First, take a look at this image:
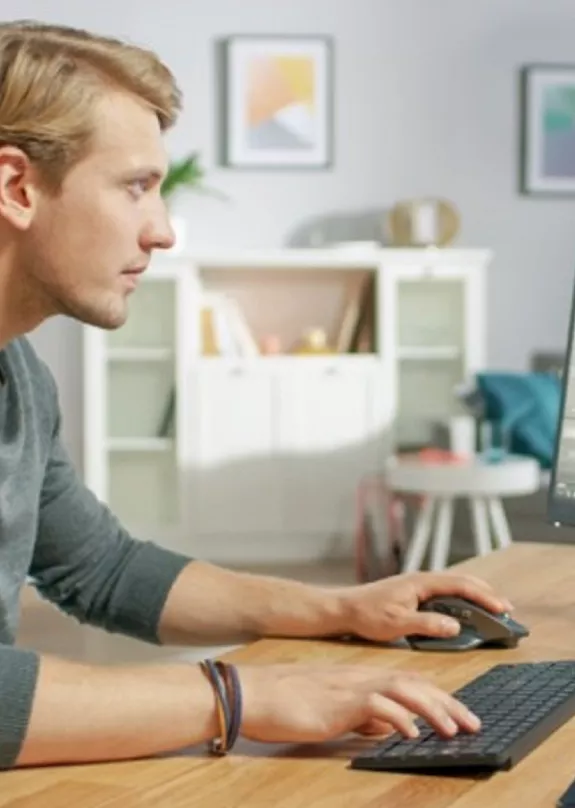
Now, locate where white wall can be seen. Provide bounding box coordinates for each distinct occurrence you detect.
[8,0,575,467]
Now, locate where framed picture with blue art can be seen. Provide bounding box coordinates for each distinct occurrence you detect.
[520,64,575,195]
[221,35,333,169]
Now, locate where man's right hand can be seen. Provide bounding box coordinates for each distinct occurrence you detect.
[237,664,480,744]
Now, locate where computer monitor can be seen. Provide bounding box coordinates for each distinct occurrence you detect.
[548,287,575,526]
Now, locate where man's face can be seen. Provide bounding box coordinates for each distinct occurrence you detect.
[22,91,174,329]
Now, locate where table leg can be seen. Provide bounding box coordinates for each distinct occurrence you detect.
[469,497,491,556]
[487,497,513,549]
[402,496,435,573]
[430,498,454,571]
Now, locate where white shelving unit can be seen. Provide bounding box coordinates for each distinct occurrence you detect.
[83,247,490,563]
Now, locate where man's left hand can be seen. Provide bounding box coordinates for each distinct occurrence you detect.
[337,572,513,643]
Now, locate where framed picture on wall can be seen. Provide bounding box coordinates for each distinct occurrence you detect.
[220,35,333,169]
[520,64,575,195]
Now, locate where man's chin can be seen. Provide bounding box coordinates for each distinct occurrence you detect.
[97,306,129,331]
[61,297,129,331]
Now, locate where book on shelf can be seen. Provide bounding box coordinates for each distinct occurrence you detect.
[335,293,362,353]
[335,273,376,353]
[200,292,259,357]
[157,387,175,438]
[352,273,376,353]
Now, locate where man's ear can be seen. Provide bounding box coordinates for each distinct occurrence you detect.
[0,146,39,231]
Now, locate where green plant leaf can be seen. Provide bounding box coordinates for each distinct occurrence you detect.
[161,153,203,197]
[160,152,227,201]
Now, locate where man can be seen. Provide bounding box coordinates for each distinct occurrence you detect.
[0,20,511,769]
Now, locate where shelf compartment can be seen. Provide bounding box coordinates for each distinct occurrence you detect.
[398,279,464,348]
[107,362,174,440]
[106,280,176,350]
[198,266,378,356]
[108,450,179,527]
[397,357,466,446]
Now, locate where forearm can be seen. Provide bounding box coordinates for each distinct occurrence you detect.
[158,560,350,645]
[17,655,217,768]
[33,423,190,644]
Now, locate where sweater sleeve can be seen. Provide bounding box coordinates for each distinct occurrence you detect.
[29,393,192,643]
[0,646,39,768]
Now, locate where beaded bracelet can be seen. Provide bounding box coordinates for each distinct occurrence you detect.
[199,659,243,755]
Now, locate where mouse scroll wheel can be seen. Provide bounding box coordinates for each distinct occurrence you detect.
[434,604,470,621]
[433,604,457,617]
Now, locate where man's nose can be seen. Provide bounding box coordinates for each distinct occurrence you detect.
[143,208,176,251]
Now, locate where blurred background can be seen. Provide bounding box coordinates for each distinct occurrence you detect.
[15,0,575,469]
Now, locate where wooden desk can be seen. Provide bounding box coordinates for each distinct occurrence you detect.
[4,542,575,807]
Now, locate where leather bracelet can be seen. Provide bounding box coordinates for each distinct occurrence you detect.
[215,661,243,751]
[199,659,231,755]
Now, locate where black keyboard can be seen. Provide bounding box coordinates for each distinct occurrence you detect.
[351,661,575,773]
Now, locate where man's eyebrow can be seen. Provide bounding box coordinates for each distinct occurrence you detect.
[123,167,166,182]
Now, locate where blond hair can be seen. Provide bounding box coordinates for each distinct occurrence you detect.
[0,20,182,188]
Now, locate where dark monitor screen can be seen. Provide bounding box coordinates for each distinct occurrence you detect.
[549,287,575,525]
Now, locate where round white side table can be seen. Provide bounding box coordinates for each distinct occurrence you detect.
[385,454,541,573]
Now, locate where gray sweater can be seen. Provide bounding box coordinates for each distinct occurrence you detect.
[0,337,191,768]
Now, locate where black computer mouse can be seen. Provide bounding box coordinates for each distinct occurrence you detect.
[405,595,530,651]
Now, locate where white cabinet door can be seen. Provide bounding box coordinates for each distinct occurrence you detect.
[278,360,389,535]
[188,364,281,534]
[392,269,482,448]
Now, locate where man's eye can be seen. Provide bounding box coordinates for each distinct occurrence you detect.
[127,179,148,197]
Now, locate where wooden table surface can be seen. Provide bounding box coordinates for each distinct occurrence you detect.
[4,542,575,807]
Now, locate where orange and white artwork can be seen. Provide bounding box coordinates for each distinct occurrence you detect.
[224,37,332,168]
